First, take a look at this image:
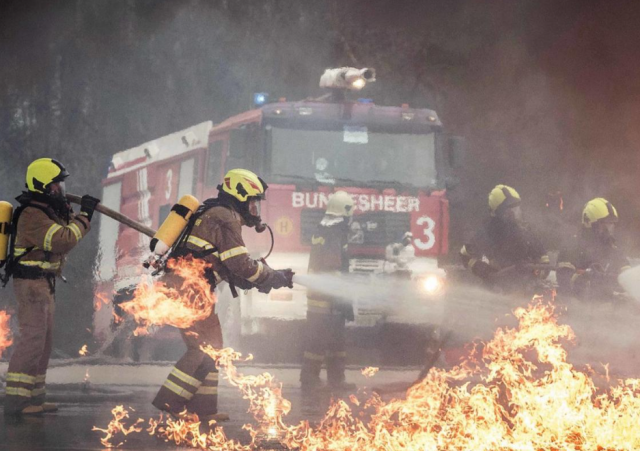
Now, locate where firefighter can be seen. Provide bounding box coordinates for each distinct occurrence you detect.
[384,231,415,278]
[556,198,630,300]
[299,190,356,391]
[3,158,99,416]
[459,185,550,294]
[151,169,294,424]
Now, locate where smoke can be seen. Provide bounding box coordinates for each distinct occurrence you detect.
[294,272,640,377]
[294,273,529,342]
[618,266,640,301]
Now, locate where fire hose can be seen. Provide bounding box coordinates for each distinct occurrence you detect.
[66,193,155,238]
[66,193,277,267]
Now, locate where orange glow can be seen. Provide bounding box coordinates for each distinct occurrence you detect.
[201,346,292,448]
[95,298,640,450]
[118,256,217,335]
[92,405,144,448]
[361,366,379,378]
[0,310,12,356]
[94,291,110,312]
[148,410,247,450]
[79,344,88,356]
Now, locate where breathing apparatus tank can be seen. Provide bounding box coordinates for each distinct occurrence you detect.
[0,201,13,268]
[150,195,200,257]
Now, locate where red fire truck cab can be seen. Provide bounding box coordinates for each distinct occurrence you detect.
[96,79,462,360]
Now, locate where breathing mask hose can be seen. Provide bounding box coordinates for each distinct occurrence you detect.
[255,223,275,261]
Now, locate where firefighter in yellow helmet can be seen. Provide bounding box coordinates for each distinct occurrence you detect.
[300,190,356,392]
[556,198,630,300]
[459,185,550,294]
[3,158,99,416]
[152,169,294,423]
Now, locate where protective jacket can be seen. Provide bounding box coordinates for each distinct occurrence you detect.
[4,193,90,415]
[306,218,352,318]
[460,217,549,286]
[177,203,277,290]
[556,232,630,300]
[8,193,90,280]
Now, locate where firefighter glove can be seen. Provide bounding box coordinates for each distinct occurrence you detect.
[272,268,295,289]
[258,268,295,293]
[80,194,101,221]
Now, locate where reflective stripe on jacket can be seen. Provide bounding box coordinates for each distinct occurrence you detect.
[14,201,90,276]
[182,204,273,287]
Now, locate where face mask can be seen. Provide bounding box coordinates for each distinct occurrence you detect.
[596,222,616,246]
[243,198,263,229]
[58,181,67,198]
[48,181,67,201]
[248,198,261,218]
[499,205,524,225]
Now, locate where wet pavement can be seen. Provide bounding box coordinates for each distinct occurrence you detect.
[0,363,420,450]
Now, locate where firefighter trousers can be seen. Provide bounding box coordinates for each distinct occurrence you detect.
[4,277,55,415]
[152,308,223,418]
[300,310,346,385]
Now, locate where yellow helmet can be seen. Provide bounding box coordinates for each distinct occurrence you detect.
[326,191,354,217]
[26,158,69,193]
[488,184,521,216]
[582,197,618,228]
[220,169,267,202]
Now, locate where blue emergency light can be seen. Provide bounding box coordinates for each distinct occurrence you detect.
[254,92,269,107]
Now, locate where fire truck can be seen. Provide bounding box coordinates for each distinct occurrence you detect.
[95,68,463,362]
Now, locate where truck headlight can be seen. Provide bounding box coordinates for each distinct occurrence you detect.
[419,274,444,295]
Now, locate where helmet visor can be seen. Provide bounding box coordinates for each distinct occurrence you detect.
[49,181,67,199]
[248,197,262,219]
[499,204,522,223]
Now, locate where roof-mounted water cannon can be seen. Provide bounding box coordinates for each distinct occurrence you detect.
[320,67,376,92]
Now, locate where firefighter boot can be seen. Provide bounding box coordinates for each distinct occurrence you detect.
[327,351,355,391]
[40,402,59,413]
[196,413,230,435]
[20,405,44,416]
[300,350,326,391]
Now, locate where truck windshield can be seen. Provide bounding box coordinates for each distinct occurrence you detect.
[269,127,437,188]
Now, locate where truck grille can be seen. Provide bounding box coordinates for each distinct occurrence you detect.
[349,258,385,274]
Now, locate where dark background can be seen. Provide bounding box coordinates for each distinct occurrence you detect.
[1,0,639,355]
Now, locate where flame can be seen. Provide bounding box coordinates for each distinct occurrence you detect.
[147,410,247,450]
[200,346,292,448]
[79,344,88,356]
[94,298,640,450]
[118,256,217,335]
[361,366,379,378]
[94,291,111,312]
[0,310,12,356]
[84,368,90,383]
[92,405,144,448]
